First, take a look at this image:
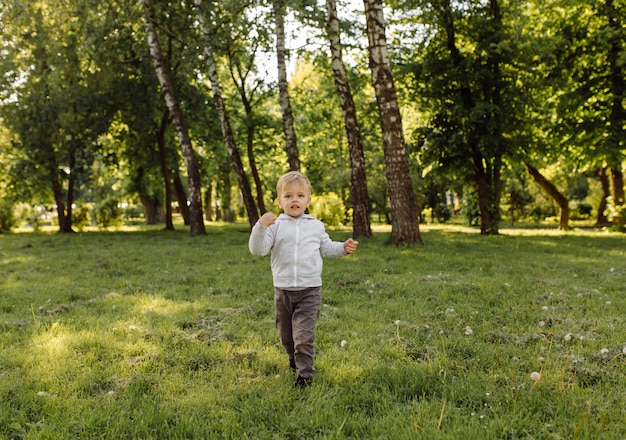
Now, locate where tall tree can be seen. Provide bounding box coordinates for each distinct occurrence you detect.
[325,0,372,239]
[273,0,301,171]
[193,0,259,228]
[403,0,519,234]
[139,0,206,236]
[0,1,118,232]
[363,0,421,244]
[540,0,625,228]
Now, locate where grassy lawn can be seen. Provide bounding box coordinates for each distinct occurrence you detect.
[1,222,625,439]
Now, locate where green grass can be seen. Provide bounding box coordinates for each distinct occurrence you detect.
[1,223,625,439]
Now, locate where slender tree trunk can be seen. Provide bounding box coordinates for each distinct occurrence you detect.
[524,161,569,230]
[194,0,259,228]
[205,182,214,221]
[140,0,206,236]
[326,0,371,239]
[156,111,174,230]
[363,0,421,245]
[172,171,190,225]
[227,54,267,215]
[596,166,610,226]
[52,176,72,233]
[272,0,300,171]
[47,146,73,233]
[247,124,267,215]
[65,148,76,231]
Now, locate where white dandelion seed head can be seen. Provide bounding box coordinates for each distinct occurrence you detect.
[394,320,401,325]
[129,325,137,331]
[542,306,549,311]
[530,372,541,382]
[37,391,49,397]
[538,321,545,327]
[622,346,626,355]
[600,348,609,356]
[464,326,473,335]
[605,301,611,305]
[564,333,573,342]
[340,340,348,347]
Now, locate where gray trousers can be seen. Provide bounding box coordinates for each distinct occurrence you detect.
[274,286,321,379]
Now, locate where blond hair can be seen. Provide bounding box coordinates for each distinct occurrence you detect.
[276,171,312,196]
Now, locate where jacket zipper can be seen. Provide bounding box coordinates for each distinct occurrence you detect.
[293,218,300,286]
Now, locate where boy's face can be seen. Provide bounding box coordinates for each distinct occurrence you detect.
[277,183,311,217]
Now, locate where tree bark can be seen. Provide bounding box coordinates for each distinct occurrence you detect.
[140,0,206,236]
[524,161,569,230]
[596,166,610,226]
[363,0,421,245]
[194,0,259,228]
[326,0,372,239]
[272,0,300,172]
[156,110,174,230]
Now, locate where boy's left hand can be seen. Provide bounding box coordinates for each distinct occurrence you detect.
[344,238,359,254]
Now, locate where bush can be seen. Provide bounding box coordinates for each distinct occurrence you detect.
[72,204,92,231]
[309,192,345,227]
[433,203,452,223]
[95,199,124,228]
[0,199,16,232]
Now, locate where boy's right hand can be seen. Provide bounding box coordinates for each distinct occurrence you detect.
[259,212,277,227]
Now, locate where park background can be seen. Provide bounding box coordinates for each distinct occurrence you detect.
[0,0,624,239]
[1,1,625,438]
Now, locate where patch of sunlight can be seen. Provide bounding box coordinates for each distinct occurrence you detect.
[326,362,366,385]
[131,294,191,318]
[0,254,35,266]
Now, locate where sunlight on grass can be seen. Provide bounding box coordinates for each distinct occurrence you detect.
[1,225,625,438]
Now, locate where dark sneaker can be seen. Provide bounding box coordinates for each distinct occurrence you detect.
[289,359,296,372]
[294,376,312,388]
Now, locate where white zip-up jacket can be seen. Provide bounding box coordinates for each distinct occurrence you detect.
[248,213,347,289]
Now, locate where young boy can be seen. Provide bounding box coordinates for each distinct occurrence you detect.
[248,171,358,388]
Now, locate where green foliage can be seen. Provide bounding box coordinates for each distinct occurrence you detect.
[72,204,92,232]
[0,199,16,232]
[94,199,124,229]
[1,224,625,438]
[433,203,452,223]
[309,192,346,227]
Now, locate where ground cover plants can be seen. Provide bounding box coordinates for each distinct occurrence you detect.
[1,223,625,439]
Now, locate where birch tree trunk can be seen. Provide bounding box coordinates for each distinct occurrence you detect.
[363,0,421,244]
[325,0,371,238]
[273,0,300,172]
[194,0,259,228]
[140,0,206,236]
